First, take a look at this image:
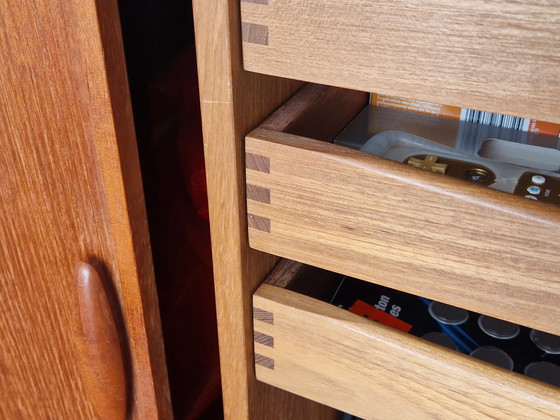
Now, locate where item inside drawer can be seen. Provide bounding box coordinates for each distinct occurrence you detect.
[335,103,560,206]
[329,274,560,388]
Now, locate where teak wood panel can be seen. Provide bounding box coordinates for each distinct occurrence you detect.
[0,0,170,418]
[246,128,560,336]
[76,263,127,420]
[193,0,339,418]
[91,1,172,417]
[241,0,560,124]
[253,283,560,420]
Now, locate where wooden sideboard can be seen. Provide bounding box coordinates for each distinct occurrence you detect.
[193,0,560,419]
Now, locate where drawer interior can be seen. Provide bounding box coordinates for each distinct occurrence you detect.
[253,260,560,419]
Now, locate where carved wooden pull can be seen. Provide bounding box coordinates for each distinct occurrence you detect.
[76,262,127,420]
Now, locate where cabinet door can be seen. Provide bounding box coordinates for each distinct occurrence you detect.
[0,1,171,418]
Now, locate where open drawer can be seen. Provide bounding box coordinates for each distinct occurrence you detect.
[245,84,560,336]
[253,260,560,419]
[240,0,560,123]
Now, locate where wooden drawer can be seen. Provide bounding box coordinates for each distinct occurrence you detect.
[240,0,560,124]
[253,260,560,419]
[245,84,560,336]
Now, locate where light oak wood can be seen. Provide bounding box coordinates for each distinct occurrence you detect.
[193,0,338,418]
[76,263,127,420]
[254,281,560,420]
[262,84,368,139]
[246,124,560,336]
[265,259,345,302]
[197,0,560,418]
[262,258,307,288]
[241,0,560,124]
[0,0,171,418]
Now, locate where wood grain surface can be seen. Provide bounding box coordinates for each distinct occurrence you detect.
[193,0,338,418]
[262,259,306,288]
[76,263,127,420]
[0,0,171,418]
[241,0,560,124]
[254,283,560,420]
[246,127,560,336]
[263,259,343,303]
[261,84,368,139]
[84,0,172,417]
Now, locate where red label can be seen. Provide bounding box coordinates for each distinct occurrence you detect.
[349,300,412,333]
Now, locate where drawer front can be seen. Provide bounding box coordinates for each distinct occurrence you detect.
[240,0,560,124]
[254,284,560,420]
[245,128,560,335]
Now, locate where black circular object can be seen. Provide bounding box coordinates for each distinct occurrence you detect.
[530,330,560,354]
[524,362,560,387]
[428,301,469,325]
[478,315,520,340]
[470,346,514,370]
[465,168,491,183]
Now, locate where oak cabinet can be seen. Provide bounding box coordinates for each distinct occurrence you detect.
[193,0,560,419]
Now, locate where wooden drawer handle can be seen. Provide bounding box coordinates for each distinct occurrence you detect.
[76,262,127,420]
